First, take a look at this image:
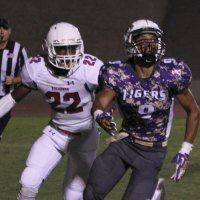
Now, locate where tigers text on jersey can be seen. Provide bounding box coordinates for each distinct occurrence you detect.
[21,54,103,132]
[0,40,28,96]
[100,58,192,142]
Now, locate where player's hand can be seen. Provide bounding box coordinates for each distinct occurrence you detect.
[95,111,117,135]
[171,153,189,182]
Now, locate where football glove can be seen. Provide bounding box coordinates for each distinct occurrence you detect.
[171,153,189,182]
[171,141,193,183]
[94,110,117,135]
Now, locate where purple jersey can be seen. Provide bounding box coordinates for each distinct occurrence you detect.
[99,58,192,142]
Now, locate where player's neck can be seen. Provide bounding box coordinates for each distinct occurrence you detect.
[135,64,155,79]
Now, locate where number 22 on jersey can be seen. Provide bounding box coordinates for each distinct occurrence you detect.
[46,91,83,114]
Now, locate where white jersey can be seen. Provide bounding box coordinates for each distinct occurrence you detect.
[21,54,103,132]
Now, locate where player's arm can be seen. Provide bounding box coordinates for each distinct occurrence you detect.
[171,88,200,182]
[12,84,32,102]
[92,87,116,112]
[92,87,117,134]
[176,88,200,143]
[0,84,31,118]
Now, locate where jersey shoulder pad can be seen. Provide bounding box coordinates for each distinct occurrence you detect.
[79,53,103,68]
[99,60,124,91]
[25,55,45,74]
[73,54,103,87]
[161,58,192,93]
[161,57,191,76]
[21,55,45,89]
[101,60,123,74]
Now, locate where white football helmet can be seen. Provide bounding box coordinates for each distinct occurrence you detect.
[124,19,165,65]
[45,22,84,70]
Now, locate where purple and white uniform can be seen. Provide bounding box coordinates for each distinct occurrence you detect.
[100,58,192,142]
[84,58,192,200]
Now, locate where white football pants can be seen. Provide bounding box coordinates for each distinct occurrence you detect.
[17,124,99,200]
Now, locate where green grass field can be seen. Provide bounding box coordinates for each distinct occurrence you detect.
[0,117,199,200]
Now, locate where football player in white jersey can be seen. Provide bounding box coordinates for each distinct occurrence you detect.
[0,22,103,200]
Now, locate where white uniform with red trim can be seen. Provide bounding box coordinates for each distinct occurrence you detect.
[18,54,103,200]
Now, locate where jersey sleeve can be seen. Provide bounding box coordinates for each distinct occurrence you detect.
[80,54,104,90]
[167,59,192,94]
[99,61,122,93]
[20,56,41,90]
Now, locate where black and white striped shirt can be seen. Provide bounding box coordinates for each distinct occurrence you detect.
[0,40,28,96]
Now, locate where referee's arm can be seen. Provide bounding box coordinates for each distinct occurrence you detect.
[5,46,28,86]
[4,75,21,85]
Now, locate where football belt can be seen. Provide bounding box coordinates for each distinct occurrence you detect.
[106,132,168,148]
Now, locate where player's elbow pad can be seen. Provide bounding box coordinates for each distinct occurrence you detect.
[0,94,16,117]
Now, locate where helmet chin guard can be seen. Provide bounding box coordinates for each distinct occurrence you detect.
[135,53,157,67]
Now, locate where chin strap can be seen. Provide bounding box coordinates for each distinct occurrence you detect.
[134,54,157,67]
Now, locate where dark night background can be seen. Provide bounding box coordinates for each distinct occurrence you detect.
[1,0,199,104]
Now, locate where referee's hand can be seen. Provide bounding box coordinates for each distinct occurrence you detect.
[4,76,14,85]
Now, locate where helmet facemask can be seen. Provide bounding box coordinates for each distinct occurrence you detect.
[124,20,166,67]
[44,22,84,77]
[48,41,83,70]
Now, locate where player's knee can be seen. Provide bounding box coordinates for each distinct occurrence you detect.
[20,167,43,189]
[64,176,85,200]
[17,186,38,200]
[83,184,102,200]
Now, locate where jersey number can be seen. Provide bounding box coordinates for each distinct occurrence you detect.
[138,104,154,119]
[46,91,83,114]
[83,55,97,66]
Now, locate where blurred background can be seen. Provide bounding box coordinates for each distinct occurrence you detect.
[1,0,199,114]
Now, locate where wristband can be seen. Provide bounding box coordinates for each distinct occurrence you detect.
[179,141,193,155]
[93,109,103,120]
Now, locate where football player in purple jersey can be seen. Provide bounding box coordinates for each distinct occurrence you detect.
[0,22,104,200]
[83,19,200,200]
